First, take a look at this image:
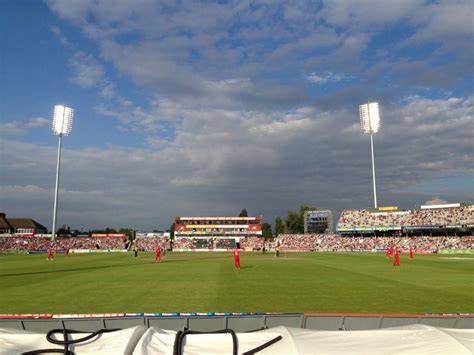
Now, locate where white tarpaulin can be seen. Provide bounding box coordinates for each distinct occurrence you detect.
[133,325,474,354]
[0,324,472,354]
[0,325,146,354]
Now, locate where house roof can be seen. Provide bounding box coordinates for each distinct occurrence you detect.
[0,215,12,229]
[7,218,48,231]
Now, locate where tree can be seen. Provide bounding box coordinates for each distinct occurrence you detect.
[285,211,302,233]
[261,222,273,239]
[239,209,248,217]
[282,205,318,234]
[299,205,318,217]
[119,228,132,235]
[275,217,286,236]
[56,227,71,237]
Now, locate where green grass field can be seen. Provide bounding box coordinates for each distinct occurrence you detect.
[1,251,473,314]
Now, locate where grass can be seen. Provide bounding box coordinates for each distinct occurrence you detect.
[0,251,473,314]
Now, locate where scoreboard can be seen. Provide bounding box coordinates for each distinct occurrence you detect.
[304,210,333,234]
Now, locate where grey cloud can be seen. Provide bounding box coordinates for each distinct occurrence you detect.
[2,95,472,230]
[318,0,424,29]
[409,1,473,40]
[15,1,471,229]
[50,0,471,109]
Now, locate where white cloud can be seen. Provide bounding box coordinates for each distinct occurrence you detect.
[306,71,354,84]
[409,1,473,41]
[2,95,473,229]
[69,51,104,88]
[100,82,116,98]
[4,1,469,229]
[0,118,50,136]
[424,197,449,205]
[0,122,24,135]
[27,117,49,128]
[50,25,73,48]
[318,0,424,28]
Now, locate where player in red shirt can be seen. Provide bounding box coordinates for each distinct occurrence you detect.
[393,247,400,267]
[47,246,54,260]
[409,246,414,260]
[233,248,240,269]
[155,246,162,263]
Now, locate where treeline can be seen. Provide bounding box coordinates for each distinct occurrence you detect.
[266,205,317,239]
[56,227,136,239]
[57,206,315,240]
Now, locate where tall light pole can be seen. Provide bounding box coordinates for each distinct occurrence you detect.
[359,102,381,209]
[51,105,74,241]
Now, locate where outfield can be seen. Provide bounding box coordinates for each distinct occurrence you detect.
[0,252,473,314]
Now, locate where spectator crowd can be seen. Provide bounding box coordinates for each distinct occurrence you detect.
[337,206,473,230]
[133,237,170,251]
[1,235,471,254]
[276,234,473,252]
[0,236,126,253]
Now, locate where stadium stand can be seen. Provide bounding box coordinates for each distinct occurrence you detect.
[338,209,409,230]
[1,235,470,254]
[408,206,472,227]
[240,236,263,250]
[215,238,236,249]
[337,204,474,234]
[172,238,194,250]
[275,234,472,252]
[0,236,126,252]
[133,237,170,251]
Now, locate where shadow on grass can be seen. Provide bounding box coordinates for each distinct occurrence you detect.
[0,254,234,277]
[159,255,230,263]
[0,260,156,277]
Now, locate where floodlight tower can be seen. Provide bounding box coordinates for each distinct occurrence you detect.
[359,102,381,209]
[51,105,74,241]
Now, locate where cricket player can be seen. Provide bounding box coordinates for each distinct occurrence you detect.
[47,246,54,260]
[233,248,240,269]
[393,247,400,267]
[155,246,162,262]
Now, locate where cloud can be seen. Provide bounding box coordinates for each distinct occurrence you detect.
[4,93,473,230]
[317,0,424,29]
[50,25,73,48]
[4,1,469,230]
[0,118,50,136]
[306,71,354,84]
[424,198,449,206]
[69,51,104,88]
[26,117,49,128]
[0,122,25,135]
[408,1,473,41]
[100,82,116,98]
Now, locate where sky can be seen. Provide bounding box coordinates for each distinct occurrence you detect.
[0,0,473,231]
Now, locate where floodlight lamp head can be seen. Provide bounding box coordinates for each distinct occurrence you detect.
[52,105,74,136]
[359,102,380,134]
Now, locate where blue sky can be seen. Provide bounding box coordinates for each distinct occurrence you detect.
[1,0,473,231]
